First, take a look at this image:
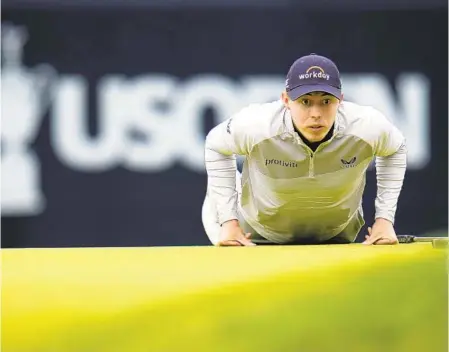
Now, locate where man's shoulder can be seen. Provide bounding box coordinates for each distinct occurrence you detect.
[339,101,396,132]
[229,100,287,139]
[339,101,403,146]
[339,101,385,121]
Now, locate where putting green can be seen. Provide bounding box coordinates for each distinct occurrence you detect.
[1,244,448,351]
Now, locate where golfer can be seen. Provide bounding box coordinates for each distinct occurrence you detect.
[202,53,407,246]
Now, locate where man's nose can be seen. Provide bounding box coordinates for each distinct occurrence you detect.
[309,105,322,119]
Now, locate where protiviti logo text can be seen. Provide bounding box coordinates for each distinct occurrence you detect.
[265,159,298,167]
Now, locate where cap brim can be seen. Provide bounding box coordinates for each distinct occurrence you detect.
[287,84,342,100]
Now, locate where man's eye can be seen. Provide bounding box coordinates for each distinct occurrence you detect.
[301,99,310,106]
[323,99,331,105]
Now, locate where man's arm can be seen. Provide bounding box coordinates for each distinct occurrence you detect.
[374,144,407,224]
[373,111,407,224]
[363,109,407,245]
[204,105,258,226]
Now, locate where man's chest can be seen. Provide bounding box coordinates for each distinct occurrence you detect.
[248,136,374,179]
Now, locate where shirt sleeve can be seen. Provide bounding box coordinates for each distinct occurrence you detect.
[374,144,407,223]
[204,105,260,225]
[372,109,405,157]
[371,109,407,224]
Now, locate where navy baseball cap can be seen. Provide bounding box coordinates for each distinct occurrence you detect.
[285,53,342,100]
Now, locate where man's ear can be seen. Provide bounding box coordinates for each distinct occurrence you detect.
[281,90,290,109]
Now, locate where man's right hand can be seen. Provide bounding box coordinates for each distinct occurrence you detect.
[217,220,256,246]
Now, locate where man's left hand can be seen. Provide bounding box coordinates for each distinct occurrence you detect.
[363,218,398,245]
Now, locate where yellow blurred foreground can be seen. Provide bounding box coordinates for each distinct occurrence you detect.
[1,244,448,352]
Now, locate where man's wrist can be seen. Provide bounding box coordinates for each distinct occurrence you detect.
[374,217,394,225]
[221,219,240,228]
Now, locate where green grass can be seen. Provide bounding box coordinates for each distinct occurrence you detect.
[2,244,448,352]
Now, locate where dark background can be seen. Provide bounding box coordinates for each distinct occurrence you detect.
[1,0,447,247]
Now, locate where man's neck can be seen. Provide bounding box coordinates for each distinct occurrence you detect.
[294,124,335,152]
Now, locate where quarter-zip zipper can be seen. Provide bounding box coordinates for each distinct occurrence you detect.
[298,134,338,178]
[306,147,314,177]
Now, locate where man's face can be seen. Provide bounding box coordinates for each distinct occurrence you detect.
[282,91,341,142]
